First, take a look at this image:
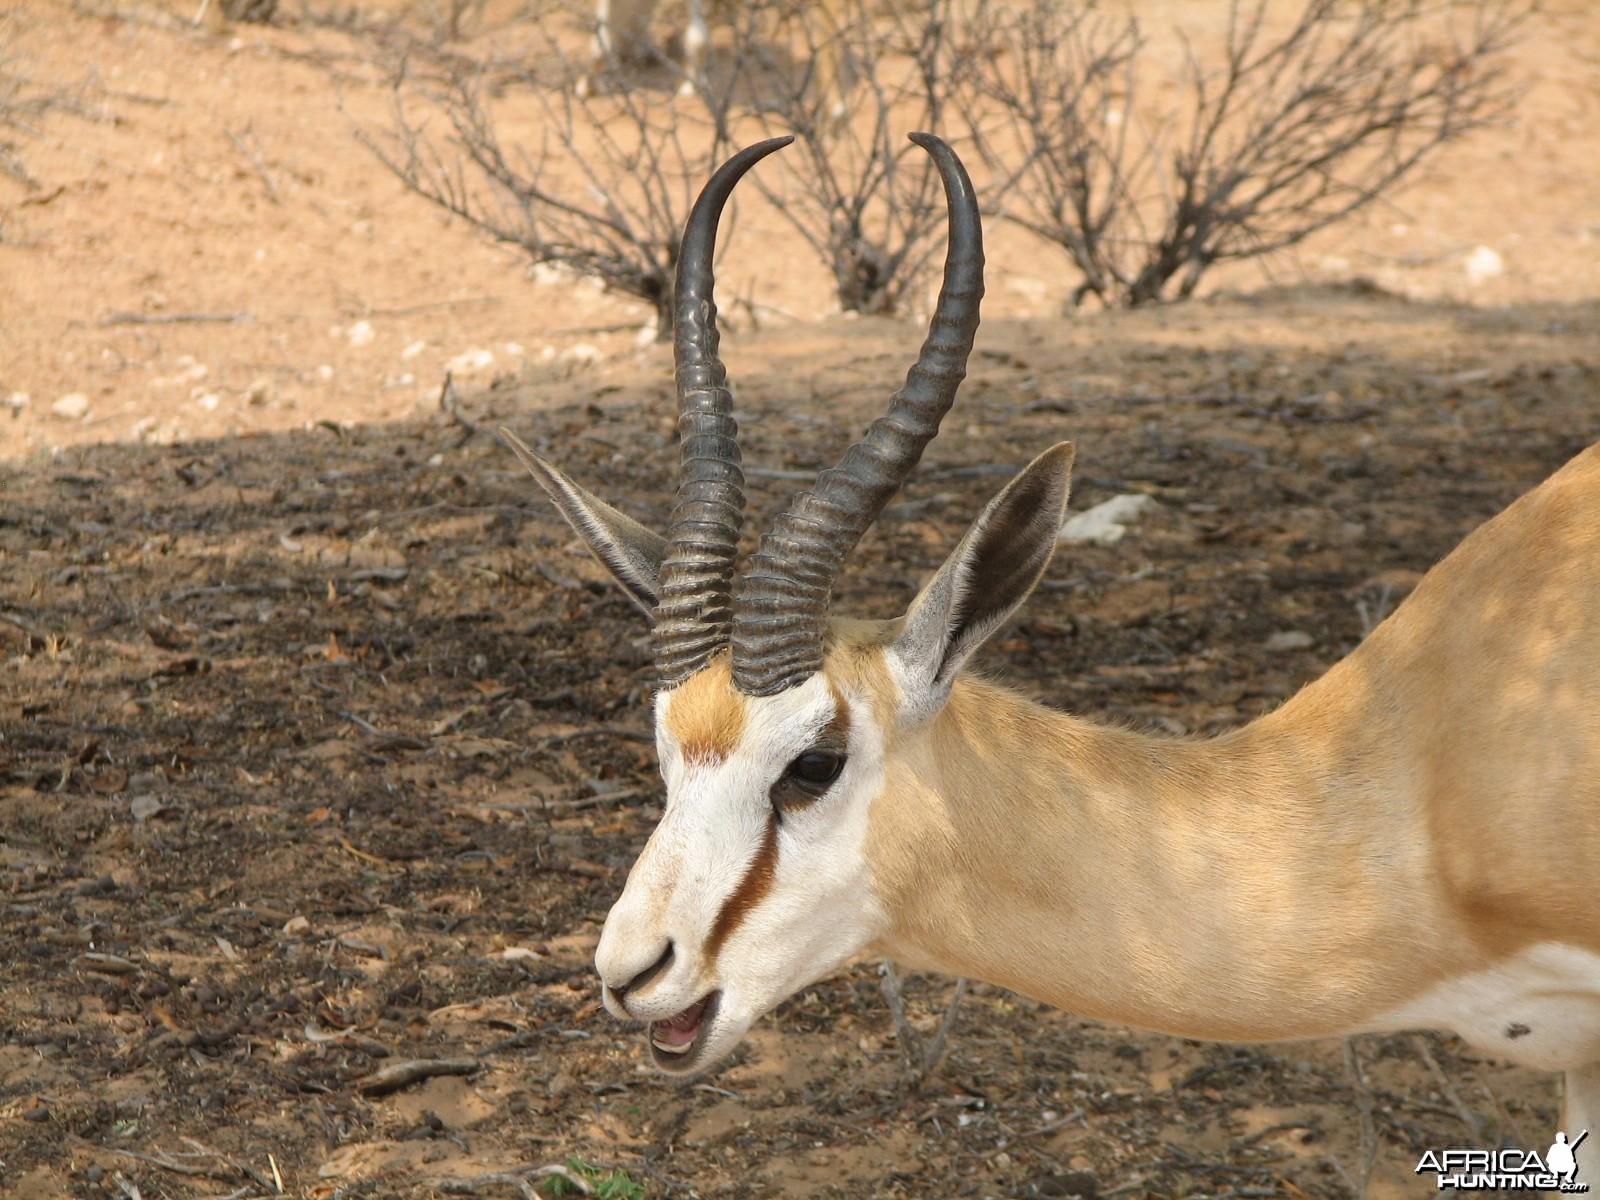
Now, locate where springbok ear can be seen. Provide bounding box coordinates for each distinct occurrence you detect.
[501,427,664,616]
[889,443,1074,715]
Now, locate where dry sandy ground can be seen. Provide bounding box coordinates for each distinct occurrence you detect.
[0,1,1596,456]
[2,3,1600,1200]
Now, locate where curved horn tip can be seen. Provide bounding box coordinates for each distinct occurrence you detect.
[906,132,977,205]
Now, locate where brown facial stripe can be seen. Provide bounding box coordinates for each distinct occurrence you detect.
[665,655,747,768]
[825,685,851,747]
[706,813,779,958]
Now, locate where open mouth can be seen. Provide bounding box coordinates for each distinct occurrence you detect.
[648,991,719,1070]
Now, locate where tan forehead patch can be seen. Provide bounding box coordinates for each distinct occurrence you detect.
[665,655,748,768]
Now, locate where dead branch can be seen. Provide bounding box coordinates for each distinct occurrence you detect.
[99,312,253,326]
[439,1162,594,1197]
[1342,1037,1379,1200]
[0,11,69,189]
[879,960,967,1084]
[1411,1033,1488,1139]
[356,1055,481,1095]
[224,123,280,202]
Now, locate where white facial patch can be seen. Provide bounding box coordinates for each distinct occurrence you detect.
[595,669,891,1068]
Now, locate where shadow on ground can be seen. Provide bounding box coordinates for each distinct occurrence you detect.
[3,294,1597,1198]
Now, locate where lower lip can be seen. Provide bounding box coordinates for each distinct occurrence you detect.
[648,992,719,1070]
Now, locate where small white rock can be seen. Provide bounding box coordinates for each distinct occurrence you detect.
[1265,630,1315,652]
[1004,276,1049,298]
[282,915,312,936]
[401,339,428,360]
[1464,245,1503,284]
[559,342,602,367]
[5,390,29,412]
[51,393,90,421]
[196,392,220,412]
[346,320,375,347]
[446,347,496,376]
[129,794,169,822]
[1058,494,1156,546]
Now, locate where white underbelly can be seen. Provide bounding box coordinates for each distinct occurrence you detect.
[1358,944,1600,1071]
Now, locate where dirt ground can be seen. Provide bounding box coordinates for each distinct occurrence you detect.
[4,2,1600,1199]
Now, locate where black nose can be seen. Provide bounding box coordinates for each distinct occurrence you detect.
[607,941,675,1005]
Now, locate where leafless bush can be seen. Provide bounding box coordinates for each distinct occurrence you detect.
[194,0,279,24]
[220,0,278,21]
[412,0,489,44]
[358,43,729,340]
[974,0,1527,308]
[705,0,997,315]
[0,11,56,189]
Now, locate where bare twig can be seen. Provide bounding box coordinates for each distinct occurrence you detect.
[1411,1033,1487,1139]
[0,11,63,188]
[99,311,253,326]
[920,975,967,1074]
[110,1148,219,1179]
[879,960,968,1083]
[439,1163,594,1197]
[357,1056,481,1095]
[1342,1037,1378,1200]
[224,123,279,202]
[438,371,480,444]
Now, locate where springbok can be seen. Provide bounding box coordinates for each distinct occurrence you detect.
[502,134,1600,1138]
[579,0,851,110]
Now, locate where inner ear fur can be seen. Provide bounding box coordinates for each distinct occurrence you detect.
[501,426,665,616]
[892,442,1075,699]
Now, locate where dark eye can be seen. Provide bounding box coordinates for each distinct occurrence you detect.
[770,748,847,811]
[789,750,846,787]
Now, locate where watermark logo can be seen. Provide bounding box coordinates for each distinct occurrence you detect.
[1415,1130,1589,1192]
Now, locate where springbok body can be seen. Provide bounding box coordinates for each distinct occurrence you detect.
[504,135,1600,1142]
[581,0,851,109]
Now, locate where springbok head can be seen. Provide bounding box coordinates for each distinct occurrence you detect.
[504,134,1074,1073]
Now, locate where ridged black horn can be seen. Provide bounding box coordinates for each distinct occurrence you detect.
[654,135,794,687]
[730,133,984,696]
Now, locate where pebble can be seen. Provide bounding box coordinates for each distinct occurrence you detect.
[1265,630,1315,652]
[51,392,90,421]
[1465,245,1504,284]
[246,377,274,406]
[129,795,170,822]
[559,343,602,367]
[1039,1169,1099,1198]
[1058,494,1156,546]
[547,1070,577,1099]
